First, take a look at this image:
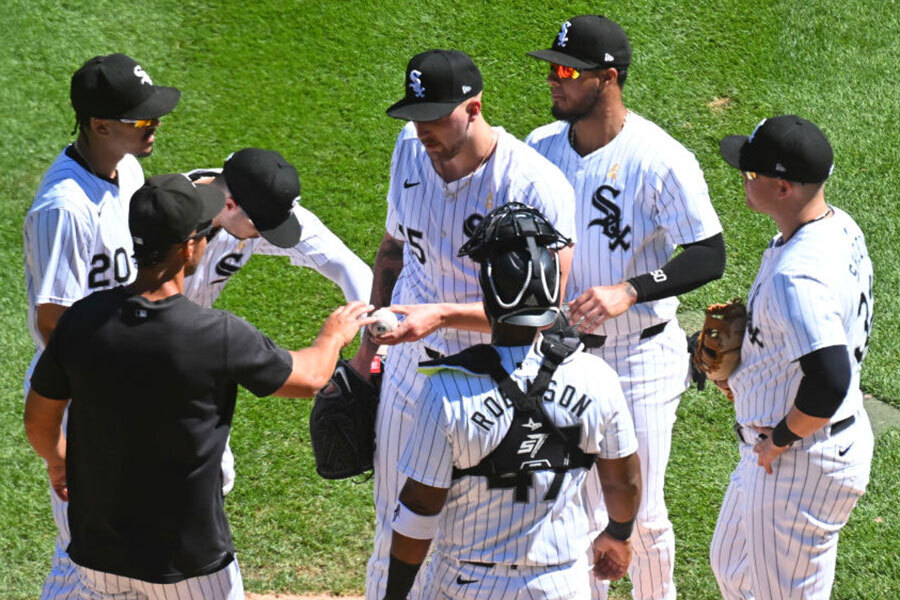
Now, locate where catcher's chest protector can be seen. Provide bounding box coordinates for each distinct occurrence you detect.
[452,409,593,502]
[426,342,594,502]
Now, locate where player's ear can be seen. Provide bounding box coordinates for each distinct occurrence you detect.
[466,99,482,121]
[90,117,110,137]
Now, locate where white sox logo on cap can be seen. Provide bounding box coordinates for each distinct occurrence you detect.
[133,65,153,86]
[749,118,767,142]
[557,21,571,47]
[409,70,426,98]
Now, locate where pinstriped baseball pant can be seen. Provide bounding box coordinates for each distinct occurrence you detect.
[423,552,590,600]
[582,321,688,600]
[73,559,243,599]
[366,339,431,600]
[710,411,873,599]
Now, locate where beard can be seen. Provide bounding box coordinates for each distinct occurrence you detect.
[550,87,602,123]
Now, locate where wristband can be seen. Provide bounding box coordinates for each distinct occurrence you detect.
[384,554,420,600]
[604,518,634,541]
[771,418,802,447]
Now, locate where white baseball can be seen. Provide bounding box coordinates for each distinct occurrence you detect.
[367,308,399,337]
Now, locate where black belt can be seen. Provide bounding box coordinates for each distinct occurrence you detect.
[581,321,668,349]
[462,561,517,569]
[733,415,855,445]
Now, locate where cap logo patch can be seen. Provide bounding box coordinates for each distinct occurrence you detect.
[775,163,786,172]
[462,85,472,94]
[749,117,767,143]
[409,69,426,98]
[557,21,571,47]
[604,52,614,62]
[133,65,153,86]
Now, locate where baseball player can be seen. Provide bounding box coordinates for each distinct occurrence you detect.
[185,147,374,494]
[526,16,725,600]
[24,174,376,599]
[185,148,373,309]
[710,116,874,599]
[22,53,180,600]
[344,50,578,600]
[384,203,640,600]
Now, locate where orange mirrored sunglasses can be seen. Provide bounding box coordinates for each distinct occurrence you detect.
[551,63,581,80]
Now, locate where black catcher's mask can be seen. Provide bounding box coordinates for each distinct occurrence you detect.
[458,202,571,327]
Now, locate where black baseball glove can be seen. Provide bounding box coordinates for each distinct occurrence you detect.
[309,359,380,480]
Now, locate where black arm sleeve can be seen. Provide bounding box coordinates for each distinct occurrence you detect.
[627,233,725,303]
[384,555,421,600]
[793,345,852,418]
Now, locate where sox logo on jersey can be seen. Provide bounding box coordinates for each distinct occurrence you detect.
[589,185,631,250]
[526,112,722,600]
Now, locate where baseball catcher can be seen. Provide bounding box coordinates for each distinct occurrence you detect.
[691,299,747,400]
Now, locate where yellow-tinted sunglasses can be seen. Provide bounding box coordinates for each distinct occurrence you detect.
[118,118,160,129]
[741,171,757,181]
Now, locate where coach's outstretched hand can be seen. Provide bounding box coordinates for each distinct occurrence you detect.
[320,301,377,347]
[592,531,632,581]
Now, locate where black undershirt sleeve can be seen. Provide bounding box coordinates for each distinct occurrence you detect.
[793,345,851,418]
[627,233,725,303]
[384,555,421,600]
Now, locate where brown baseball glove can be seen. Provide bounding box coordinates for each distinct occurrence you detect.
[692,299,747,393]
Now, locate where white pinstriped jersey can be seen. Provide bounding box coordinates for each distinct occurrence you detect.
[24,148,144,351]
[526,113,722,336]
[729,207,873,427]
[386,123,577,356]
[400,341,637,566]
[183,168,372,308]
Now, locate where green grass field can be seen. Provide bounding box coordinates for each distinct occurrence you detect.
[2,1,899,598]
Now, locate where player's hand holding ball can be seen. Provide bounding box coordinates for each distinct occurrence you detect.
[367,308,399,337]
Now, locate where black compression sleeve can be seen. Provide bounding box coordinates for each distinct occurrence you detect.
[384,555,421,600]
[627,233,725,302]
[794,345,851,418]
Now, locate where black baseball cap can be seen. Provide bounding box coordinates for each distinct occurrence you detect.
[719,115,834,184]
[222,148,302,248]
[529,15,631,70]
[71,53,181,120]
[386,50,483,122]
[130,174,225,255]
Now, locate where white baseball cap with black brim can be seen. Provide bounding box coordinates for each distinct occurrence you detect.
[528,15,631,70]
[70,53,181,120]
[719,115,834,184]
[386,50,483,122]
[222,148,303,249]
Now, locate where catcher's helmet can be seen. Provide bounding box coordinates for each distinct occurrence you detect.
[459,202,570,327]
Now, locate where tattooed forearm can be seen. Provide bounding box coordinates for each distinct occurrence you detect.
[371,233,404,308]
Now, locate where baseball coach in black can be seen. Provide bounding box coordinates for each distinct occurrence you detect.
[24,174,375,598]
